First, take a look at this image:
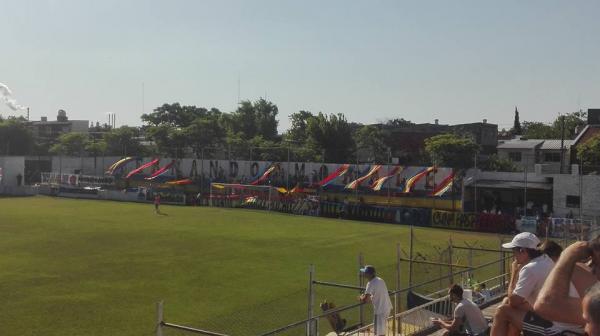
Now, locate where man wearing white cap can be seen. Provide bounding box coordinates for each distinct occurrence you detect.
[359,265,392,336]
[491,232,582,336]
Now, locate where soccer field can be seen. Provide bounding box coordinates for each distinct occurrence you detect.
[0,196,507,336]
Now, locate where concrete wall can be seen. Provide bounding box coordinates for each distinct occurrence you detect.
[51,156,122,176]
[4,156,454,190]
[476,170,546,183]
[553,174,600,218]
[0,156,25,187]
[497,148,537,171]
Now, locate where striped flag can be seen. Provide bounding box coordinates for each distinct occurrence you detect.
[346,165,382,189]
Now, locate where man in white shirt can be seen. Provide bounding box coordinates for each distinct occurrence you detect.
[491,232,583,336]
[433,284,489,336]
[359,265,392,336]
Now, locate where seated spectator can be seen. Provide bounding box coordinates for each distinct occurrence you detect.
[540,239,563,262]
[491,232,582,336]
[534,239,600,331]
[432,284,489,336]
[474,283,491,304]
[583,283,600,336]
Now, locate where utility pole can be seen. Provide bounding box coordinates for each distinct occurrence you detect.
[387,148,392,207]
[524,155,528,217]
[286,145,290,191]
[474,153,478,213]
[560,115,566,174]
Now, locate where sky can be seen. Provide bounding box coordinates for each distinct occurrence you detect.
[1,0,599,132]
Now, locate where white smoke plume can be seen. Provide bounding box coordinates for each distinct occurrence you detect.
[0,82,27,111]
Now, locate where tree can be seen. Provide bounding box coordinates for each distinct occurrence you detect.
[49,132,88,156]
[577,133,600,166]
[253,99,279,141]
[144,125,188,158]
[141,103,210,128]
[424,133,480,168]
[522,121,558,139]
[553,111,587,140]
[306,112,355,163]
[0,119,34,155]
[85,140,107,157]
[354,125,388,162]
[385,118,414,127]
[513,107,522,135]
[480,154,518,172]
[520,111,586,140]
[227,99,279,141]
[103,126,146,156]
[284,110,313,144]
[184,115,226,158]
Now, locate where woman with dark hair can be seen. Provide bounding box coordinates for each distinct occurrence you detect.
[540,240,563,262]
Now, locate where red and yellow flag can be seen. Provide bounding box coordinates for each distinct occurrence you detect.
[346,165,382,190]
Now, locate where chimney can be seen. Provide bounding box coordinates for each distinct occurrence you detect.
[41,116,47,122]
[434,119,439,125]
[588,109,600,125]
[483,119,487,124]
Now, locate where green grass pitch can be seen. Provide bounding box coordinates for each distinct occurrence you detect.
[0,196,508,336]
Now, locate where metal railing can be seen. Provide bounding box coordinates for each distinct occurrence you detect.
[347,272,508,336]
[256,254,510,336]
[154,251,511,336]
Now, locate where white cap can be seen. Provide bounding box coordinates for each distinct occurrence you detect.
[502,232,540,249]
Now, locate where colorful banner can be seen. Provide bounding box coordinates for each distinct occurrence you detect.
[290,184,305,193]
[317,164,350,187]
[371,166,403,191]
[346,165,382,189]
[145,160,176,180]
[250,165,276,185]
[243,196,258,204]
[106,157,135,175]
[166,178,193,185]
[429,172,455,197]
[403,166,435,193]
[125,158,160,179]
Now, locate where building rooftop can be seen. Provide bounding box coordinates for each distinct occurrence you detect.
[497,139,543,149]
[538,139,574,150]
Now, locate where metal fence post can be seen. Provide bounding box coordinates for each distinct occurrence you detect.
[468,247,473,286]
[307,264,315,336]
[156,301,164,336]
[409,225,414,287]
[499,236,506,291]
[448,238,454,284]
[396,243,401,335]
[358,252,365,327]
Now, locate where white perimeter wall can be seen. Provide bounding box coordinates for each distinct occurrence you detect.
[553,174,600,218]
[0,156,25,187]
[29,156,453,190]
